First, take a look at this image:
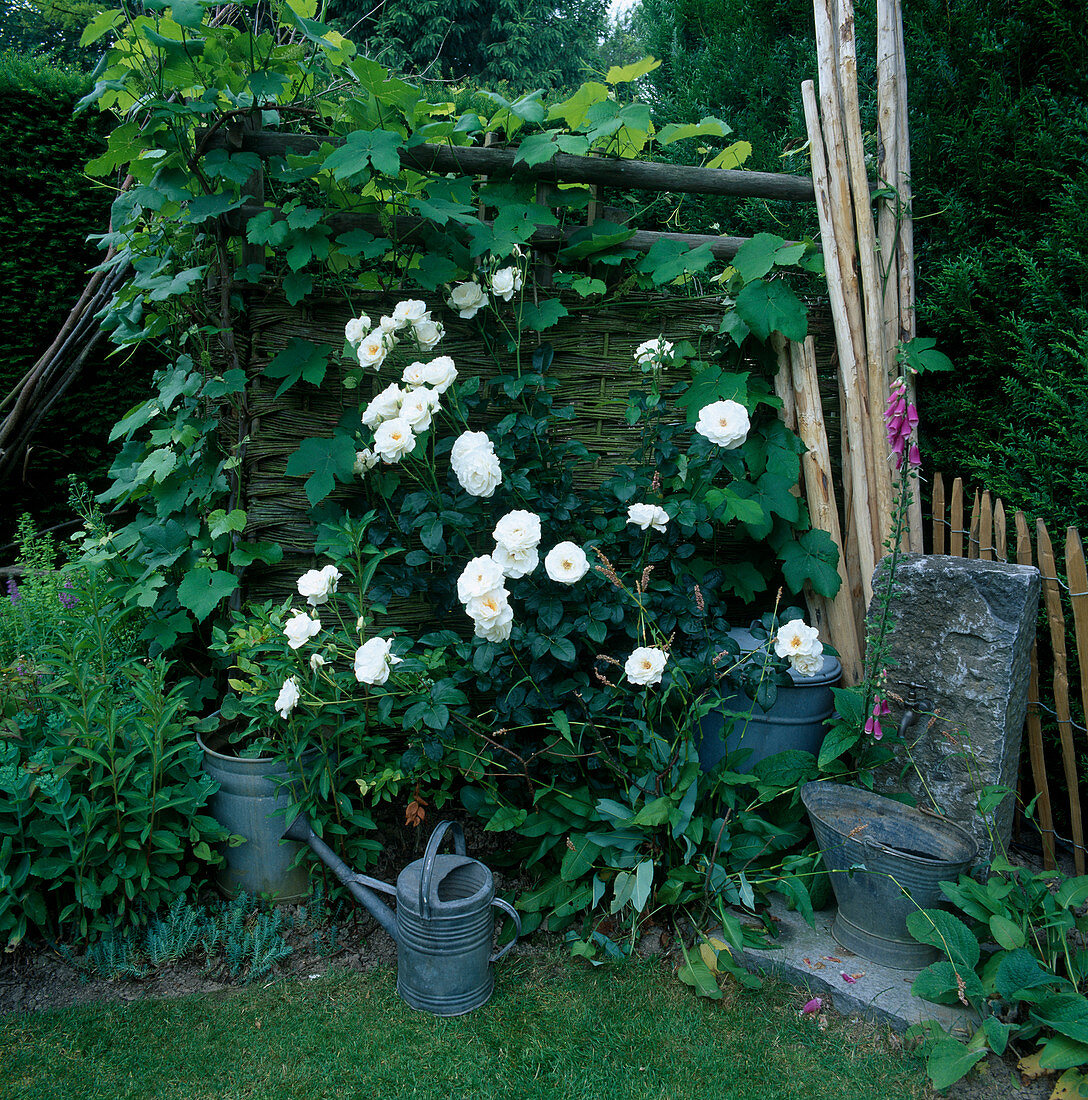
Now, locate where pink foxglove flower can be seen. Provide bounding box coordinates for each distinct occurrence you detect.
[801,997,822,1015]
[885,378,920,470]
[864,695,891,741]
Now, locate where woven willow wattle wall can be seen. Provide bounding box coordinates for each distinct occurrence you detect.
[226,288,837,606]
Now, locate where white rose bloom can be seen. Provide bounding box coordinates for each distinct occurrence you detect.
[544,542,589,584]
[393,300,428,326]
[309,652,327,670]
[353,636,403,686]
[413,317,445,351]
[399,386,439,432]
[361,383,405,428]
[354,448,378,476]
[373,417,416,463]
[465,588,514,643]
[448,281,489,319]
[490,267,523,302]
[627,503,669,532]
[695,399,751,449]
[493,544,539,579]
[401,360,429,388]
[357,332,388,371]
[379,314,402,334]
[493,510,541,554]
[344,314,370,346]
[422,355,458,393]
[274,676,300,719]
[624,646,668,687]
[774,619,822,660]
[450,431,502,497]
[284,610,321,650]
[457,555,507,604]
[790,651,825,678]
[297,564,341,607]
[633,337,674,366]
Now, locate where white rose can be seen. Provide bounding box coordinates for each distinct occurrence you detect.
[284,610,321,650]
[379,314,402,334]
[373,416,416,463]
[274,676,300,719]
[353,636,403,686]
[354,448,378,476]
[490,267,522,302]
[361,383,405,428]
[356,332,388,371]
[774,619,822,660]
[465,588,514,643]
[457,555,507,604]
[422,356,458,393]
[345,314,370,346]
[450,431,502,497]
[695,399,750,449]
[297,564,341,607]
[544,542,589,584]
[399,387,439,432]
[493,544,539,580]
[393,299,428,326]
[790,651,825,678]
[627,503,669,532]
[493,510,541,554]
[448,281,488,319]
[309,652,327,670]
[401,360,429,388]
[634,337,674,366]
[624,646,668,687]
[413,317,444,351]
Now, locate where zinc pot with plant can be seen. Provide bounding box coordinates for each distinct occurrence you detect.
[207,511,484,900]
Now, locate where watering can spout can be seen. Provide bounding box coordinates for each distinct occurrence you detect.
[283,815,399,941]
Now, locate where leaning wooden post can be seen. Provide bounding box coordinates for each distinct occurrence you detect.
[802,76,876,608]
[790,337,863,684]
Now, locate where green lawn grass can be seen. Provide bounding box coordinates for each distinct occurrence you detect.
[1,955,929,1100]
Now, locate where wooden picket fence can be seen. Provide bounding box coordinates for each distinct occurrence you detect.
[931,473,1088,872]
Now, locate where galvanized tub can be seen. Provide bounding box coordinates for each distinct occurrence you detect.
[801,780,978,969]
[698,627,842,771]
[198,731,312,901]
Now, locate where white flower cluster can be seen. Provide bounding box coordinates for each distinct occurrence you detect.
[457,554,513,643]
[446,267,523,319]
[451,431,502,498]
[344,301,445,373]
[773,618,825,677]
[627,502,669,532]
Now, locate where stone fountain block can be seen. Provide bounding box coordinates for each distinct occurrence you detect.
[869,554,1040,861]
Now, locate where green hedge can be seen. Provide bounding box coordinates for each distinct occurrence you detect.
[0,53,154,543]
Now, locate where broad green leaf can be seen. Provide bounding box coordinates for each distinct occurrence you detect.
[706,141,752,170]
[657,116,732,145]
[735,278,808,342]
[136,447,178,484]
[1032,993,1088,1045]
[994,947,1056,999]
[322,129,403,181]
[246,209,290,246]
[484,806,527,831]
[207,509,246,539]
[637,238,714,285]
[514,131,561,167]
[630,796,672,827]
[925,1039,986,1090]
[1057,876,1088,908]
[605,57,662,84]
[911,959,985,1005]
[176,568,238,623]
[571,277,606,297]
[676,367,748,420]
[898,335,953,375]
[335,228,390,259]
[906,908,980,970]
[283,271,312,305]
[561,835,601,881]
[778,528,842,598]
[677,951,724,1000]
[80,7,124,45]
[285,434,358,506]
[262,338,331,398]
[631,858,654,912]
[1038,1036,1088,1071]
[547,82,609,129]
[559,220,635,261]
[732,233,788,283]
[520,300,568,331]
[989,913,1026,950]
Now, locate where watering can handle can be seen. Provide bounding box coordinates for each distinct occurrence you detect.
[419,820,467,919]
[489,897,522,963]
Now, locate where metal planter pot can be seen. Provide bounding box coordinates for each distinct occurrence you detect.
[198,731,312,901]
[698,627,842,772]
[801,780,978,969]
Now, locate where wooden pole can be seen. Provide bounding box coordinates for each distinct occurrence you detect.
[950,477,964,557]
[980,491,993,560]
[994,498,1007,561]
[968,490,981,559]
[932,471,946,554]
[802,75,877,606]
[1016,511,1056,867]
[790,337,863,684]
[834,0,895,555]
[1038,519,1085,873]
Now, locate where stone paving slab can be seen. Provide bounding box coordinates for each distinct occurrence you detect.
[726,899,978,1035]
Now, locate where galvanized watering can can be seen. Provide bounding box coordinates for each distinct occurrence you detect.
[284,817,520,1016]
